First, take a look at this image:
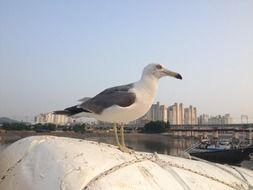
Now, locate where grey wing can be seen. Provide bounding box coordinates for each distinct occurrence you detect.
[79,83,136,114]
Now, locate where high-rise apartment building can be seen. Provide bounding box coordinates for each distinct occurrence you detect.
[167,106,173,124]
[208,114,233,125]
[184,108,190,125]
[167,103,184,125]
[159,105,167,122]
[150,102,160,121]
[179,103,184,125]
[141,102,167,122]
[184,105,197,125]
[135,102,198,126]
[192,107,197,124]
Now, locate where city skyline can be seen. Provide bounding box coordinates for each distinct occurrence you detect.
[2,99,250,123]
[141,101,235,125]
[34,101,240,125]
[1,1,253,123]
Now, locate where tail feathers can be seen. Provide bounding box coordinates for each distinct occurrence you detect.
[78,97,91,102]
[53,105,91,116]
[53,110,71,116]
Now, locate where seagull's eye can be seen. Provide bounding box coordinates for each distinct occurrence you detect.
[156,64,162,70]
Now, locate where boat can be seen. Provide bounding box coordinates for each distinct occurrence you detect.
[185,138,253,165]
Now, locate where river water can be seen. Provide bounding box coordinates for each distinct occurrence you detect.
[0,132,252,169]
[87,133,195,156]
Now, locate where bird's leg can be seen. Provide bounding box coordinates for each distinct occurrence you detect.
[119,123,130,153]
[113,123,120,147]
[120,124,125,147]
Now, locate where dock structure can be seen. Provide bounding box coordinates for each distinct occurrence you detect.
[1,136,253,190]
[170,124,253,140]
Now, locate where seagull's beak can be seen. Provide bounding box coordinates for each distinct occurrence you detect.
[162,68,182,80]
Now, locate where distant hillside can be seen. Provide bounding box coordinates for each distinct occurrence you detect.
[0,117,21,124]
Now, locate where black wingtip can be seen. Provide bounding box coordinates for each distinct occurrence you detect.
[176,74,183,80]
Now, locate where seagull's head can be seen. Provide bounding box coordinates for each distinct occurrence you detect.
[142,63,182,80]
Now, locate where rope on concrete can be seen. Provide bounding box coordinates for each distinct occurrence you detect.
[188,155,251,190]
[83,151,250,190]
[153,153,249,190]
[83,154,150,190]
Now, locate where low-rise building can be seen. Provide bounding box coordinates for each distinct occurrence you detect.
[34,112,73,125]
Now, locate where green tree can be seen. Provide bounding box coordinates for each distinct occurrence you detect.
[143,121,170,133]
[73,124,86,133]
[34,123,56,132]
[1,123,32,130]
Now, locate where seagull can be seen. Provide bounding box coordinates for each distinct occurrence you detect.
[54,63,182,152]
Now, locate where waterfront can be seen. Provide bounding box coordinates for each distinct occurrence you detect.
[0,131,252,169]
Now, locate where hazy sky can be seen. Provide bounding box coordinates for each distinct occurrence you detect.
[0,1,253,122]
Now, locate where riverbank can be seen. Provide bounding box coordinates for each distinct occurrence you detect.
[0,130,114,144]
[0,130,189,145]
